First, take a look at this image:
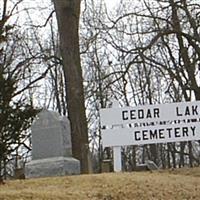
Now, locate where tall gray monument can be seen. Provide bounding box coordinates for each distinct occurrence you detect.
[25,110,80,178]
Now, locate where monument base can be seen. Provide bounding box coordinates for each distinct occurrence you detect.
[25,156,80,178]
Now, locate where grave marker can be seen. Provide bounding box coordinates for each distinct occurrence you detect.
[25,110,80,178]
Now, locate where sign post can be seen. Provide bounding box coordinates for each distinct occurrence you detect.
[100,101,200,172]
[111,100,122,172]
[113,146,122,172]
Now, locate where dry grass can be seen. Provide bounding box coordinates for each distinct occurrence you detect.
[0,167,200,200]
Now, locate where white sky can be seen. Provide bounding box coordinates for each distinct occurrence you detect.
[104,0,121,8]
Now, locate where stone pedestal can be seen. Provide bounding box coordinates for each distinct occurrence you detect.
[25,157,80,178]
[25,110,80,178]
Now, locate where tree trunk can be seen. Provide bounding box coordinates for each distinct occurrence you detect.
[167,144,171,169]
[53,0,89,173]
[179,142,185,168]
[188,141,193,167]
[171,143,176,168]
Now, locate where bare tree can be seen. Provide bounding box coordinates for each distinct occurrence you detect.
[80,0,200,169]
[53,0,90,173]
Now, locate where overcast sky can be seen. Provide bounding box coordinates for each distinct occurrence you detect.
[104,0,121,8]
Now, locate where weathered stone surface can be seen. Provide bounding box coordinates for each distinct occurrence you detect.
[135,164,148,171]
[25,110,80,178]
[31,110,72,159]
[146,160,159,171]
[25,157,80,178]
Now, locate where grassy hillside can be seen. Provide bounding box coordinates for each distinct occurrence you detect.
[0,167,200,200]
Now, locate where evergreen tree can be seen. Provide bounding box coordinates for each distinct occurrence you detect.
[0,11,39,181]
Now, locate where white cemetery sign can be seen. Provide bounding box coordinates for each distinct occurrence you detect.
[100,101,200,172]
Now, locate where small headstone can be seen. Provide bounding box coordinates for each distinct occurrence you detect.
[14,169,25,179]
[146,160,159,171]
[101,159,113,172]
[14,156,25,179]
[135,164,148,171]
[25,110,80,178]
